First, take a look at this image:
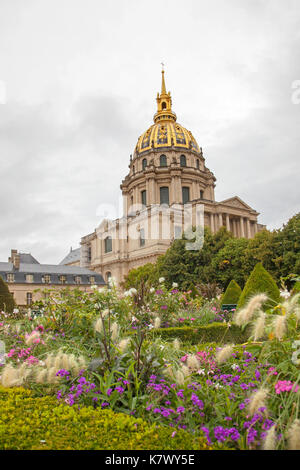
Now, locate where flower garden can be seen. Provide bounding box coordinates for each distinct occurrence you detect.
[1,263,300,451]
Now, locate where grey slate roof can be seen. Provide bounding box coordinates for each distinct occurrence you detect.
[0,262,105,286]
[59,248,81,265]
[19,253,40,264]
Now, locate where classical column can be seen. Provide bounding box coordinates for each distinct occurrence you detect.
[246,219,251,239]
[218,213,223,230]
[226,214,230,232]
[240,217,245,238]
[210,213,215,233]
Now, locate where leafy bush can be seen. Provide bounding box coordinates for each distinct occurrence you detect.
[0,386,211,450]
[0,276,15,314]
[151,323,250,345]
[237,263,280,310]
[221,280,242,306]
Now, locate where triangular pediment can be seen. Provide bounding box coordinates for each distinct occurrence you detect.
[219,196,256,212]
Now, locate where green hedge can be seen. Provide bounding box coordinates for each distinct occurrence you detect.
[221,280,242,306]
[237,263,280,310]
[152,323,250,345]
[0,386,211,450]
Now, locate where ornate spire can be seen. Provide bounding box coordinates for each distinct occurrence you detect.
[154,66,177,124]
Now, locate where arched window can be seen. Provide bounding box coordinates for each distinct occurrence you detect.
[141,190,146,206]
[142,158,147,170]
[104,236,112,253]
[182,187,190,205]
[180,155,187,167]
[162,102,167,110]
[160,187,169,205]
[196,159,200,169]
[160,154,167,167]
[106,272,111,283]
[200,190,204,199]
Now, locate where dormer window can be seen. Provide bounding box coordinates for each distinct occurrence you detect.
[7,273,14,283]
[75,276,81,285]
[43,275,51,284]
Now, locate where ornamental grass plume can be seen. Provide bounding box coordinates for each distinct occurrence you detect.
[181,365,190,377]
[215,345,234,364]
[287,419,300,450]
[110,322,119,341]
[253,311,266,341]
[47,366,59,384]
[263,425,277,450]
[154,317,161,329]
[1,364,20,387]
[173,339,180,350]
[235,293,268,326]
[35,369,48,384]
[118,338,130,353]
[94,317,103,333]
[175,369,185,386]
[273,314,287,341]
[248,387,268,416]
[186,354,200,371]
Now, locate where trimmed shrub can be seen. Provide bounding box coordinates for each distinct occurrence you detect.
[0,276,15,313]
[237,263,280,310]
[0,387,212,450]
[152,323,250,345]
[221,280,242,306]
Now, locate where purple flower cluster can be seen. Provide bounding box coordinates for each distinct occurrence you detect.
[214,426,240,443]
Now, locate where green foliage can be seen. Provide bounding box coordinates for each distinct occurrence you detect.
[122,263,158,290]
[0,276,15,313]
[151,323,250,345]
[291,281,300,296]
[237,263,280,310]
[0,386,211,450]
[221,280,242,306]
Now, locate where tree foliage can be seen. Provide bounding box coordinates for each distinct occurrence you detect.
[0,276,15,313]
[221,280,242,305]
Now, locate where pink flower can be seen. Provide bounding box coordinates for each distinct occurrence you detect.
[191,318,195,322]
[275,380,299,394]
[180,354,188,362]
[7,349,16,357]
[268,367,278,376]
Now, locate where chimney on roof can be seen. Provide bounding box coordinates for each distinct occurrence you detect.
[9,249,20,270]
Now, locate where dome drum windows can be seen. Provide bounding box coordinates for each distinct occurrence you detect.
[160,186,169,205]
[180,155,187,167]
[160,154,167,167]
[182,187,190,205]
[142,158,147,171]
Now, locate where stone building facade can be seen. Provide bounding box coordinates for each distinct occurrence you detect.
[78,70,265,285]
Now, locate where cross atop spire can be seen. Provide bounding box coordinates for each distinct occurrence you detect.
[154,66,177,124]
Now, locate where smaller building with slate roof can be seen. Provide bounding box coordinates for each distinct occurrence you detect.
[0,249,105,307]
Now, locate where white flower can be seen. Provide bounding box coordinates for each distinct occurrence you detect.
[150,287,155,293]
[148,324,154,330]
[231,364,239,370]
[91,285,98,290]
[159,277,165,283]
[280,289,290,300]
[197,369,205,375]
[108,276,116,287]
[13,309,19,314]
[214,383,223,389]
[172,282,178,288]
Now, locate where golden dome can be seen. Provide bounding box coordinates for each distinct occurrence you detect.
[135,69,201,155]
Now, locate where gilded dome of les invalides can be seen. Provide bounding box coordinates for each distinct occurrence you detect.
[134,69,201,156]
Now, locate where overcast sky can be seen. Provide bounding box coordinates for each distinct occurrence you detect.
[0,0,299,264]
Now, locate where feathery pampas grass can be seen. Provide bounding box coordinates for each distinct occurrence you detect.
[263,425,277,450]
[154,317,161,329]
[273,315,287,341]
[235,293,268,326]
[215,345,234,364]
[253,311,266,341]
[118,338,130,352]
[186,354,199,370]
[287,419,300,450]
[173,339,180,350]
[248,388,268,416]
